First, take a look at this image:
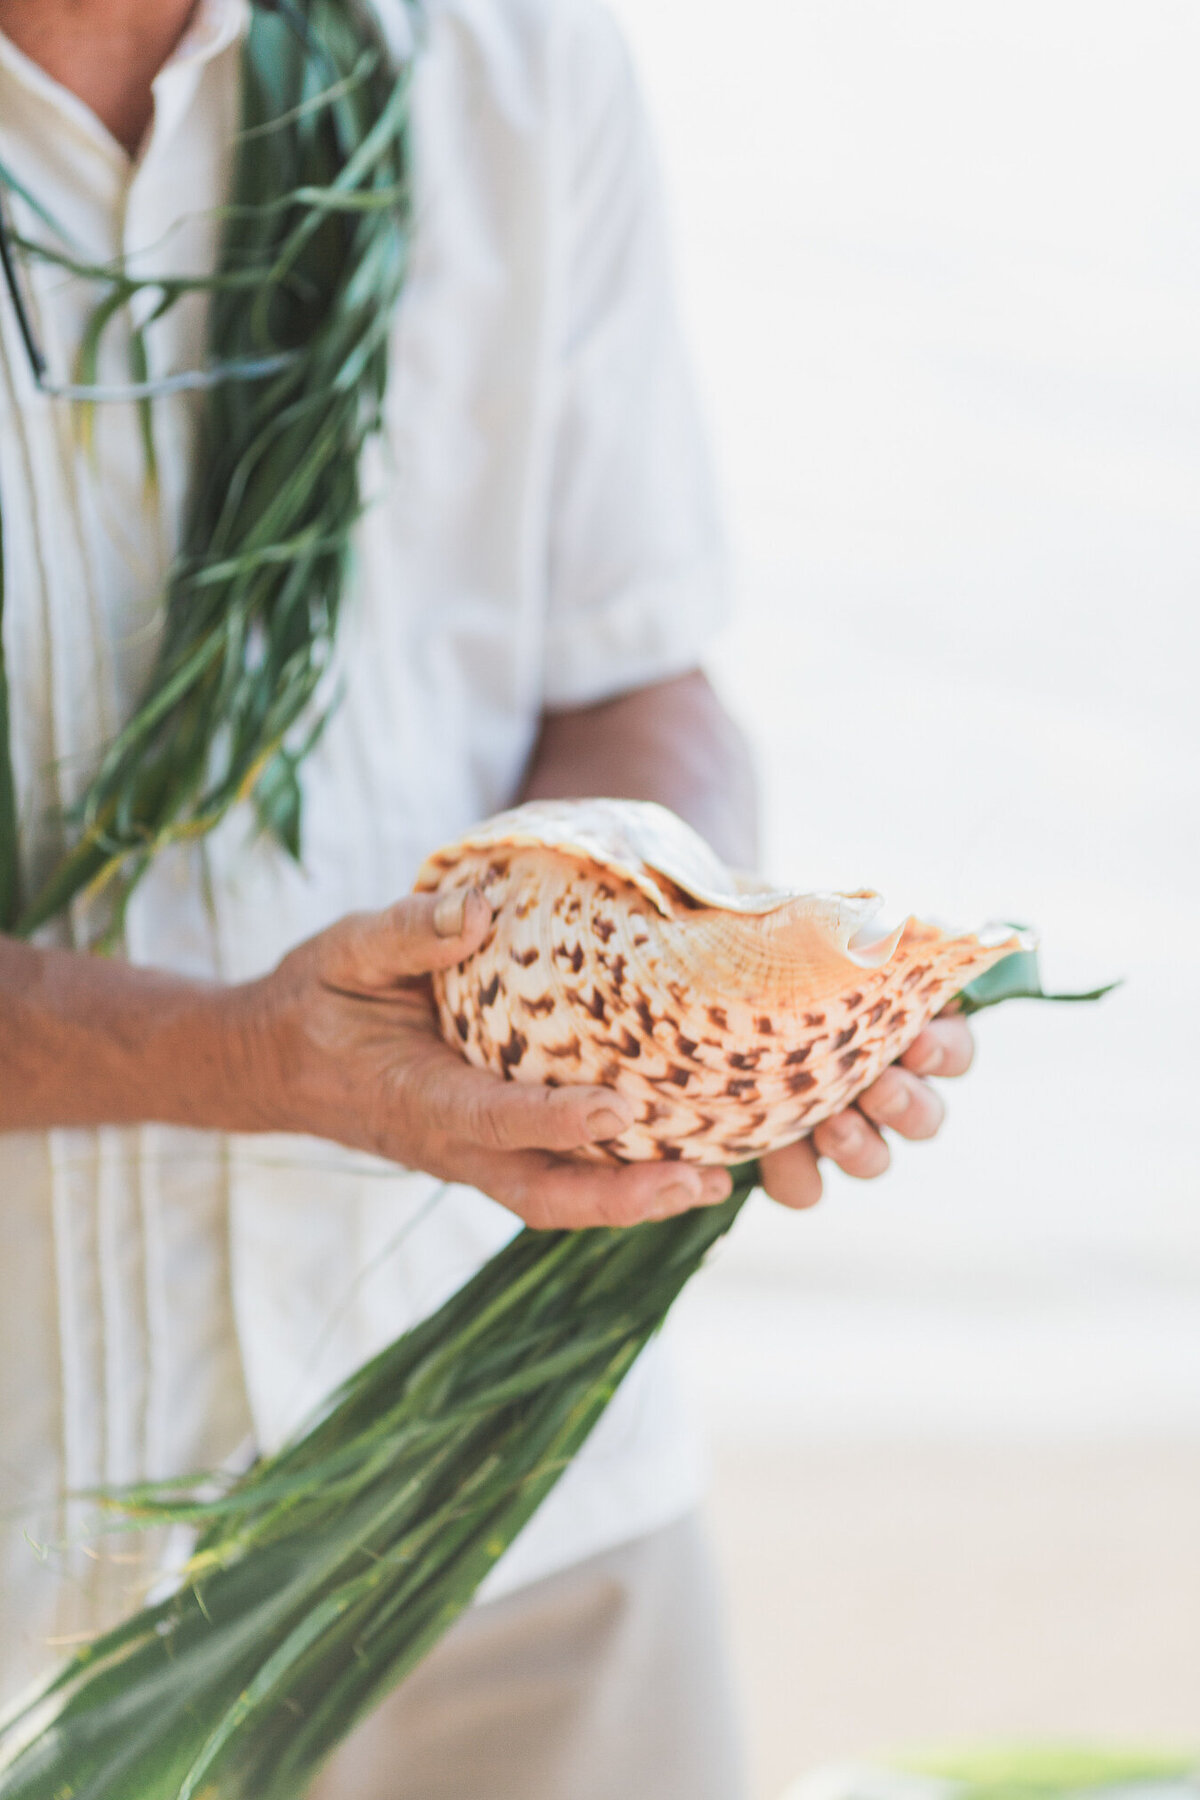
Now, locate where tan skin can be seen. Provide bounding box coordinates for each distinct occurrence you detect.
[0,4,975,1227]
[0,0,197,155]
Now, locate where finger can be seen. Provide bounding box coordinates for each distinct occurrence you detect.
[453,1148,734,1231]
[811,1107,890,1178]
[857,1067,945,1141]
[322,889,492,990]
[409,1048,642,1156]
[900,1014,975,1079]
[759,1139,824,1210]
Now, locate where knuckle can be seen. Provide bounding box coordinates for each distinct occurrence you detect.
[314,911,366,977]
[862,1069,909,1123]
[471,1099,515,1152]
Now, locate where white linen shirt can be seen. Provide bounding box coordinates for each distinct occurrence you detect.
[0,0,728,1696]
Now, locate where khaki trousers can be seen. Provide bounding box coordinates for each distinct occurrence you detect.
[309,1511,748,1800]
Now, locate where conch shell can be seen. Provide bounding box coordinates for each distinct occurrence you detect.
[415,799,1026,1166]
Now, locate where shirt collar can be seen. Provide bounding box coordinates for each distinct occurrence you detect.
[0,0,251,172]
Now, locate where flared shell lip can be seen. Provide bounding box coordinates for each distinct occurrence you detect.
[415,797,879,918]
[414,801,1037,968]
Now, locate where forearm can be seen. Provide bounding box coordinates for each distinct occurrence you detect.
[521,669,759,867]
[0,936,257,1133]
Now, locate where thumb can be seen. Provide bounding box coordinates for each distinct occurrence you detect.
[319,888,491,991]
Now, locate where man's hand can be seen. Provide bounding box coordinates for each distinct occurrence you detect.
[1,880,972,1229]
[521,666,976,1217]
[243,891,973,1227]
[239,890,732,1230]
[758,1013,976,1210]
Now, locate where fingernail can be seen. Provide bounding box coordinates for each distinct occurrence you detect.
[872,1082,911,1123]
[587,1107,630,1141]
[655,1181,697,1212]
[909,1042,944,1076]
[700,1169,733,1204]
[433,890,469,938]
[824,1113,863,1153]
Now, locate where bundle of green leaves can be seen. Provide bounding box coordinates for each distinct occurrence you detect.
[0,953,1110,1800]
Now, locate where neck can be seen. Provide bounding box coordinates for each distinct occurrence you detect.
[0,0,201,156]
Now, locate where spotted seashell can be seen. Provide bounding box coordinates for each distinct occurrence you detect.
[415,799,1025,1166]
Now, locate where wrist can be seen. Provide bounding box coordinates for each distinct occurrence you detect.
[167,974,289,1137]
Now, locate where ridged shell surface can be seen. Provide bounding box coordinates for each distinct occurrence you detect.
[416,800,1024,1165]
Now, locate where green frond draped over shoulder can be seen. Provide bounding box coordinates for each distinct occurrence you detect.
[0,0,417,941]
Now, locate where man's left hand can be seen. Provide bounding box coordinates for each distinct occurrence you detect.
[759,1013,975,1209]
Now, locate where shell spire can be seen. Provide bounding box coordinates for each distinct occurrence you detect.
[415,800,1026,1165]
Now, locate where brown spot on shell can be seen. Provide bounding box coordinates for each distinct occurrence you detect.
[788,1069,818,1095]
[634,997,655,1036]
[843,990,864,1010]
[618,1029,641,1059]
[667,1067,691,1087]
[545,1036,582,1060]
[867,998,889,1026]
[725,1077,759,1099]
[499,1029,528,1074]
[586,990,607,1023]
[755,1016,775,1035]
[675,1035,700,1061]
[454,1012,470,1042]
[728,1050,762,1071]
[610,955,628,992]
[903,962,933,990]
[479,974,500,1009]
[707,1005,729,1030]
[593,916,616,944]
[804,1011,825,1027]
[555,943,585,974]
[839,1047,867,1072]
[510,946,539,967]
[520,994,556,1018]
[784,1046,812,1066]
[832,1024,858,1050]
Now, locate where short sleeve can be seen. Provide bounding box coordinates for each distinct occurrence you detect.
[541,2,731,710]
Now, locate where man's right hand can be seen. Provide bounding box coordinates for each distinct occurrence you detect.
[0,896,731,1231]
[234,890,732,1229]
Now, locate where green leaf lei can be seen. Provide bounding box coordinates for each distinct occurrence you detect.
[0,0,416,940]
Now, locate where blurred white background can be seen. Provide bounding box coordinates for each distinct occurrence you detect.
[601,2,1200,1792]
